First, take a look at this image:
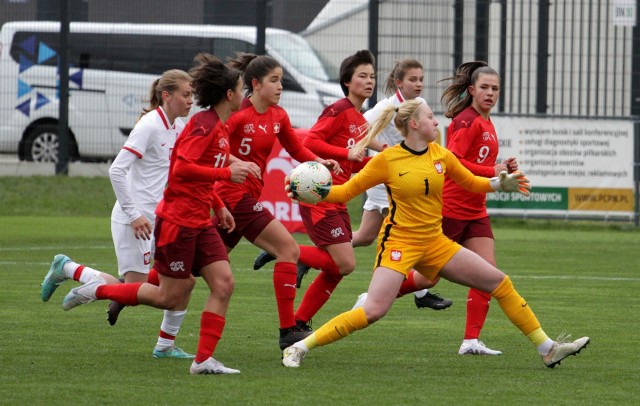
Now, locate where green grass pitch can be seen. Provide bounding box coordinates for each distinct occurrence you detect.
[0,176,638,405]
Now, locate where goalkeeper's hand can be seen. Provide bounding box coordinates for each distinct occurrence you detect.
[490,170,531,196]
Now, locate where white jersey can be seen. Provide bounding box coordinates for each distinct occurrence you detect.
[363,91,426,148]
[362,91,426,212]
[109,107,183,225]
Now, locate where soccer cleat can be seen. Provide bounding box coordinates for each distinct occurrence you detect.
[296,262,311,288]
[282,346,306,368]
[458,340,503,355]
[153,346,195,359]
[352,292,368,310]
[190,357,240,374]
[61,275,106,311]
[253,250,276,270]
[106,300,126,326]
[414,291,453,310]
[542,336,590,368]
[296,319,313,333]
[279,324,313,350]
[41,254,72,302]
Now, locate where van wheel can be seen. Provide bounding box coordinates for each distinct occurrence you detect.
[23,124,78,163]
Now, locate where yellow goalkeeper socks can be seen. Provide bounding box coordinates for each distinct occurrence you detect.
[491,276,549,345]
[305,307,369,349]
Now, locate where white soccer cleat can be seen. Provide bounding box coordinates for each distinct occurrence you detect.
[282,346,306,368]
[542,336,590,368]
[352,292,367,310]
[458,340,502,356]
[61,275,106,311]
[190,357,240,375]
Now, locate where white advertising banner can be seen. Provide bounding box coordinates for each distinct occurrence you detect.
[445,117,636,219]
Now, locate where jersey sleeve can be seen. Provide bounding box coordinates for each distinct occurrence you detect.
[210,190,225,211]
[108,148,142,222]
[444,149,493,193]
[324,153,388,203]
[304,115,350,160]
[122,116,154,158]
[277,115,318,163]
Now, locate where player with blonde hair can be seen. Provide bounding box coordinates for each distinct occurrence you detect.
[281,99,589,369]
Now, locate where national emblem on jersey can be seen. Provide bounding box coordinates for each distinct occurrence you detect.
[482,131,496,142]
[434,161,443,174]
[390,250,402,262]
[349,124,356,133]
[243,123,255,134]
[219,137,228,149]
[273,123,280,133]
[144,251,151,265]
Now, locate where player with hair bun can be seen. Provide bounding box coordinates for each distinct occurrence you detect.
[53,53,260,375]
[42,69,196,358]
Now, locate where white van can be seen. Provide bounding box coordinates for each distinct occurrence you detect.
[0,21,342,162]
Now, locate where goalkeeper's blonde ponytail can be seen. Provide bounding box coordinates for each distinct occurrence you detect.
[353,99,424,153]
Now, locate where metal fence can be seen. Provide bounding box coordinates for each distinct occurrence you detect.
[0,0,638,164]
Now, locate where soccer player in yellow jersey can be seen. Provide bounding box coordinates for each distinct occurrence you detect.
[282,99,589,369]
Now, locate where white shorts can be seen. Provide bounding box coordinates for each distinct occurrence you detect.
[111,220,153,276]
[362,183,389,214]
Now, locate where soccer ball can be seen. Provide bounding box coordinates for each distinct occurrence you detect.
[288,161,332,204]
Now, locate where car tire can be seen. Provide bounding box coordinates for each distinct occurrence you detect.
[23,124,78,163]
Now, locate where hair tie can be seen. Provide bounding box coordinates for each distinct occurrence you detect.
[395,107,399,112]
[459,90,468,100]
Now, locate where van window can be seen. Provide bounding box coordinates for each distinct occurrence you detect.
[267,31,337,82]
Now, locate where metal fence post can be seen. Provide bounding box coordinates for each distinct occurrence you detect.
[56,0,69,175]
[368,0,379,106]
[535,0,550,114]
[475,0,490,61]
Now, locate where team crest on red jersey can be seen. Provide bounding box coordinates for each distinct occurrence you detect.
[219,137,228,149]
[243,124,255,134]
[390,249,402,261]
[482,131,497,142]
[273,123,280,133]
[434,161,443,174]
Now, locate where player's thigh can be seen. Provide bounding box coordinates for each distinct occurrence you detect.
[324,242,356,274]
[462,237,496,267]
[253,219,299,262]
[439,247,505,292]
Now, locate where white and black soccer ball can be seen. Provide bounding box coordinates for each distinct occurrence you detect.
[288,161,332,204]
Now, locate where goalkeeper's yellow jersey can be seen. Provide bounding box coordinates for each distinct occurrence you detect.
[325,141,494,244]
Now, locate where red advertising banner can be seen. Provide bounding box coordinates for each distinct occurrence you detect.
[258,129,308,233]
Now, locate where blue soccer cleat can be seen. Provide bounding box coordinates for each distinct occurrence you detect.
[41,254,72,302]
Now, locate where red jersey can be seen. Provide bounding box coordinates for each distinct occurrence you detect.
[156,109,231,228]
[214,98,317,208]
[302,98,369,211]
[442,106,499,220]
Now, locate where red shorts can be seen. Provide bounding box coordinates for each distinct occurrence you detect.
[300,205,352,248]
[154,217,229,279]
[441,216,494,243]
[219,194,275,249]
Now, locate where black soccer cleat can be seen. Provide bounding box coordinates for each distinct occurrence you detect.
[106,300,126,326]
[279,323,314,350]
[414,291,453,310]
[253,250,276,270]
[296,262,311,289]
